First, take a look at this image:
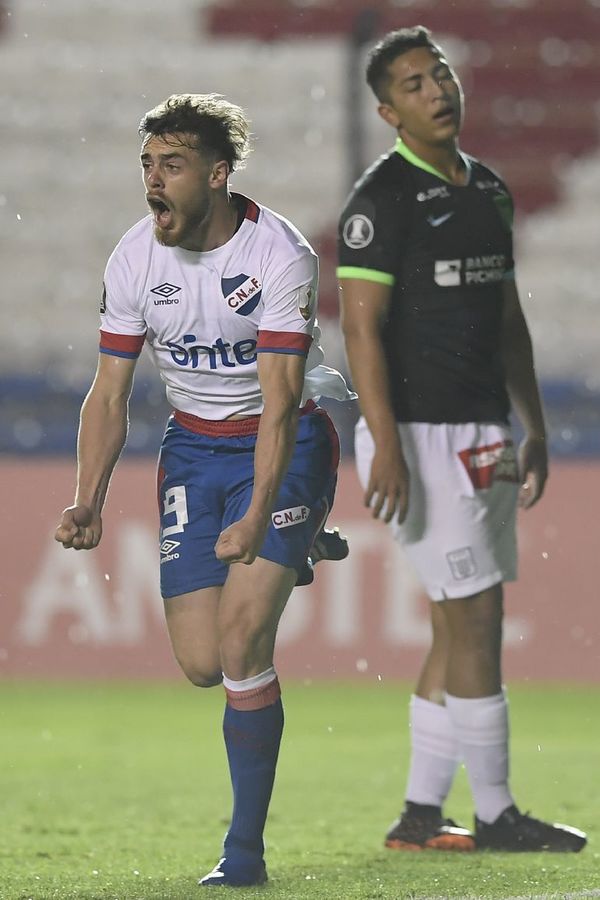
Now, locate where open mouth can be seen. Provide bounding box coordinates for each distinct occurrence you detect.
[433,105,455,122]
[147,196,173,229]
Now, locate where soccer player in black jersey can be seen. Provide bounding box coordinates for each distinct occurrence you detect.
[337,26,586,853]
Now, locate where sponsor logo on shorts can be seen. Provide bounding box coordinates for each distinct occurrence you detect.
[342,214,374,249]
[458,440,518,490]
[447,547,477,581]
[271,505,310,529]
[160,538,181,564]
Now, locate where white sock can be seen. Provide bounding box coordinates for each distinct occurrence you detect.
[405,695,460,808]
[222,666,276,693]
[445,691,514,824]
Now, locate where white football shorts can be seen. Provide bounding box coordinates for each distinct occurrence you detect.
[355,418,519,601]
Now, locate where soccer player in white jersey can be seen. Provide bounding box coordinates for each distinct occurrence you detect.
[55,93,353,887]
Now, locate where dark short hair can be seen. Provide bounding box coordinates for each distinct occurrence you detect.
[366,26,444,102]
[139,93,251,172]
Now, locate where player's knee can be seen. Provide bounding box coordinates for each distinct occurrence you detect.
[188,669,223,689]
[219,618,274,674]
[179,661,223,688]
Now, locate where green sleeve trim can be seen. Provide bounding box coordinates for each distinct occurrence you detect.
[336,266,395,286]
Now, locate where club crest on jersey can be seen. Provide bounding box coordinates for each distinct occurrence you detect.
[222,274,262,316]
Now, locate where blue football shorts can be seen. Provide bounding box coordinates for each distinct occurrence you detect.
[157,404,340,599]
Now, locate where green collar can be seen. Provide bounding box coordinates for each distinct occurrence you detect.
[395,137,468,184]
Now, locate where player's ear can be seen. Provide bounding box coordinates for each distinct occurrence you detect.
[209,159,230,189]
[378,103,402,131]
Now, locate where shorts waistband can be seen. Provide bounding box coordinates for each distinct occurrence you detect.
[173,399,317,437]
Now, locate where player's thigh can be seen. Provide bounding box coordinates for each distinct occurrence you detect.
[218,557,297,679]
[440,582,504,650]
[164,586,222,687]
[158,422,232,598]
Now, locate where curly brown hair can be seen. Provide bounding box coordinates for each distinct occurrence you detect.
[139,93,252,172]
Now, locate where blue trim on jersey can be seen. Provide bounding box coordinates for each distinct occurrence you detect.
[99,347,140,360]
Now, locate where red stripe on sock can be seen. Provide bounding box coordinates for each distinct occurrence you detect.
[225,677,281,711]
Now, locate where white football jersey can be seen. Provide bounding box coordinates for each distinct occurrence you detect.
[100,195,326,418]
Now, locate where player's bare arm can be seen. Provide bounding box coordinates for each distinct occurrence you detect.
[214,351,306,565]
[54,353,137,549]
[501,278,548,508]
[339,277,409,523]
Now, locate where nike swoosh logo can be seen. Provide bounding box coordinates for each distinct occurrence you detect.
[427,212,455,227]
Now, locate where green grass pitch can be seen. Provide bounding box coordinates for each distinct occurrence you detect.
[1,681,599,899]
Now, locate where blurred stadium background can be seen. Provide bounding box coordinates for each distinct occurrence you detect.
[1,0,599,683]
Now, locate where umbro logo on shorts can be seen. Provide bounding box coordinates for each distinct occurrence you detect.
[160,538,181,563]
[271,506,310,529]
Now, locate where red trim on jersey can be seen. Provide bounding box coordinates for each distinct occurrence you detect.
[257,330,312,354]
[174,399,317,437]
[244,197,260,223]
[99,330,145,355]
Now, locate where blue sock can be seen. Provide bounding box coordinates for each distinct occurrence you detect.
[222,679,284,866]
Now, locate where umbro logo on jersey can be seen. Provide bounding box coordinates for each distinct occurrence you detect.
[427,211,455,228]
[150,281,181,303]
[222,274,262,316]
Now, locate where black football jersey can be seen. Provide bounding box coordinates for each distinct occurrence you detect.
[337,138,514,424]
